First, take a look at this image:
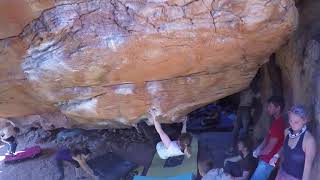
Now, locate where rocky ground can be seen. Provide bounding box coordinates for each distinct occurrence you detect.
[0,123,237,180]
[0,127,155,180]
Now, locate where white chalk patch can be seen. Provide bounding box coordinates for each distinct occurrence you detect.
[69,87,92,94]
[146,81,164,119]
[146,81,162,96]
[116,117,130,125]
[108,36,124,51]
[115,84,134,95]
[23,69,39,81]
[27,40,56,55]
[124,2,142,11]
[47,5,78,32]
[75,98,97,112]
[23,39,75,83]
[150,106,162,117]
[41,58,73,72]
[98,35,125,51]
[159,22,192,32]
[96,121,111,125]
[186,77,195,83]
[63,98,98,116]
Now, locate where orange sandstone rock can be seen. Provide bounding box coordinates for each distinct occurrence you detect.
[0,0,298,128]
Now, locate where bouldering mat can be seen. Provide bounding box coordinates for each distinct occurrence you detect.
[87,152,138,180]
[4,146,42,164]
[163,155,185,168]
[146,137,198,177]
[134,173,194,180]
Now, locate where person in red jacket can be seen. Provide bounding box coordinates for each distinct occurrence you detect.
[250,96,286,180]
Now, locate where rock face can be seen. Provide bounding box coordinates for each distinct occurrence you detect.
[0,0,297,128]
[274,0,320,175]
[252,58,284,142]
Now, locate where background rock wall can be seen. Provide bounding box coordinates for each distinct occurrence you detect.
[266,0,320,175]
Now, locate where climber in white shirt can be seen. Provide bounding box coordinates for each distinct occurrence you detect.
[149,109,193,159]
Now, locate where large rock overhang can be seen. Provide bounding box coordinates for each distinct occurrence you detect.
[0,0,298,128]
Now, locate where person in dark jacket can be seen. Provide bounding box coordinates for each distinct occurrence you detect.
[223,138,257,180]
[55,146,98,180]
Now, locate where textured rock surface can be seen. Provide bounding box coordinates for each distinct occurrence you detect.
[275,0,320,176]
[252,59,283,142]
[0,0,297,128]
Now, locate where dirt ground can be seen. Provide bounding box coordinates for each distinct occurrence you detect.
[0,127,155,180]
[0,124,237,180]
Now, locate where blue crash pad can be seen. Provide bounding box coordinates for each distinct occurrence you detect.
[133,173,194,180]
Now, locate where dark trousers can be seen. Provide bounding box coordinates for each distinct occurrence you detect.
[56,159,80,180]
[224,161,243,177]
[3,136,17,154]
[231,107,251,149]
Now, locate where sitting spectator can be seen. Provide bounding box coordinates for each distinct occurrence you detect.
[224,138,257,179]
[272,105,316,180]
[201,138,257,180]
[199,159,214,178]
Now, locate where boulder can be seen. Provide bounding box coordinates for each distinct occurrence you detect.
[0,0,298,128]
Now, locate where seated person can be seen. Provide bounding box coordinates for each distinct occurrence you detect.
[0,120,19,155]
[199,159,214,178]
[201,161,231,180]
[223,138,257,179]
[201,138,257,180]
[149,108,193,159]
[55,146,98,180]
